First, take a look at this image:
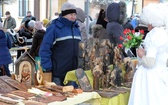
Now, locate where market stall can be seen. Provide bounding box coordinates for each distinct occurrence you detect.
[0,75,101,105]
[1,38,138,105]
[64,70,130,105]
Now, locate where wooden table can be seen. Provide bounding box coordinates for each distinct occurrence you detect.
[15,92,101,105]
[10,45,32,52]
[64,70,130,105]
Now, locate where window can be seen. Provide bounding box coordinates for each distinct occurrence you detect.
[0,4,2,17]
[0,0,3,17]
[18,0,29,17]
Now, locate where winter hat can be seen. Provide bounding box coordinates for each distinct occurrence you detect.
[28,20,35,28]
[0,21,3,28]
[76,8,86,23]
[42,19,49,26]
[35,21,43,30]
[96,9,107,29]
[61,2,76,16]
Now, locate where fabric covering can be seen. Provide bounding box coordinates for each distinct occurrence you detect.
[64,70,129,105]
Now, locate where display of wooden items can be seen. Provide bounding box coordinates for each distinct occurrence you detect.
[78,38,135,96]
[14,52,35,86]
[123,57,136,88]
[78,38,113,90]
[100,46,124,90]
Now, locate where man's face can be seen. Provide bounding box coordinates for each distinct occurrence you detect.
[27,13,31,17]
[5,15,10,18]
[64,13,77,22]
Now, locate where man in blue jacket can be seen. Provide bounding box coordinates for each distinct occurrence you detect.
[39,2,81,85]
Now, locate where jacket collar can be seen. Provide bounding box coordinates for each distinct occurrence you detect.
[52,16,79,28]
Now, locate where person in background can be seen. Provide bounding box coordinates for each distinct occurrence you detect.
[42,18,50,30]
[76,7,87,42]
[0,17,3,22]
[0,22,12,77]
[89,13,99,35]
[3,11,16,30]
[92,9,109,40]
[106,1,133,61]
[130,14,140,29]
[17,20,35,59]
[21,11,36,24]
[106,1,126,45]
[122,17,134,30]
[19,20,35,39]
[39,2,81,86]
[29,21,45,58]
[52,12,59,20]
[128,3,168,105]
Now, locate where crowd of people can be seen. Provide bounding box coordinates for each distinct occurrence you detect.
[0,2,168,105]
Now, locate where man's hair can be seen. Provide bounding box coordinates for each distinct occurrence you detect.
[5,11,10,15]
[27,11,31,14]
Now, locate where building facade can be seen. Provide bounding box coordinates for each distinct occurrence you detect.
[1,0,85,29]
[0,0,166,29]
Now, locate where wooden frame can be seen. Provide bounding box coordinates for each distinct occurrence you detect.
[15,52,35,86]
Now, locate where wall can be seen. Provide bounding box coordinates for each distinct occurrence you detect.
[68,0,85,10]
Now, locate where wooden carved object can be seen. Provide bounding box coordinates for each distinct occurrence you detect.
[23,100,47,105]
[14,52,35,86]
[95,90,119,98]
[0,76,28,91]
[44,81,74,93]
[76,68,92,92]
[32,96,67,103]
[72,89,83,94]
[0,95,20,104]
[0,78,16,94]
[9,90,35,99]
[50,85,74,93]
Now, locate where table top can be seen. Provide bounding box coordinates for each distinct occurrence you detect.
[48,92,101,105]
[10,45,32,51]
[16,92,101,105]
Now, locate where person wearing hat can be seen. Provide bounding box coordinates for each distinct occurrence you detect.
[42,18,49,30]
[39,2,81,85]
[92,8,109,40]
[21,11,36,24]
[76,7,87,42]
[17,19,35,59]
[3,11,16,30]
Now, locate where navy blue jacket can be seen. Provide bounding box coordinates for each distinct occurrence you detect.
[106,2,126,45]
[0,30,12,65]
[39,17,81,78]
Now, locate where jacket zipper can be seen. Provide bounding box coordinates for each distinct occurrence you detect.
[71,23,75,69]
